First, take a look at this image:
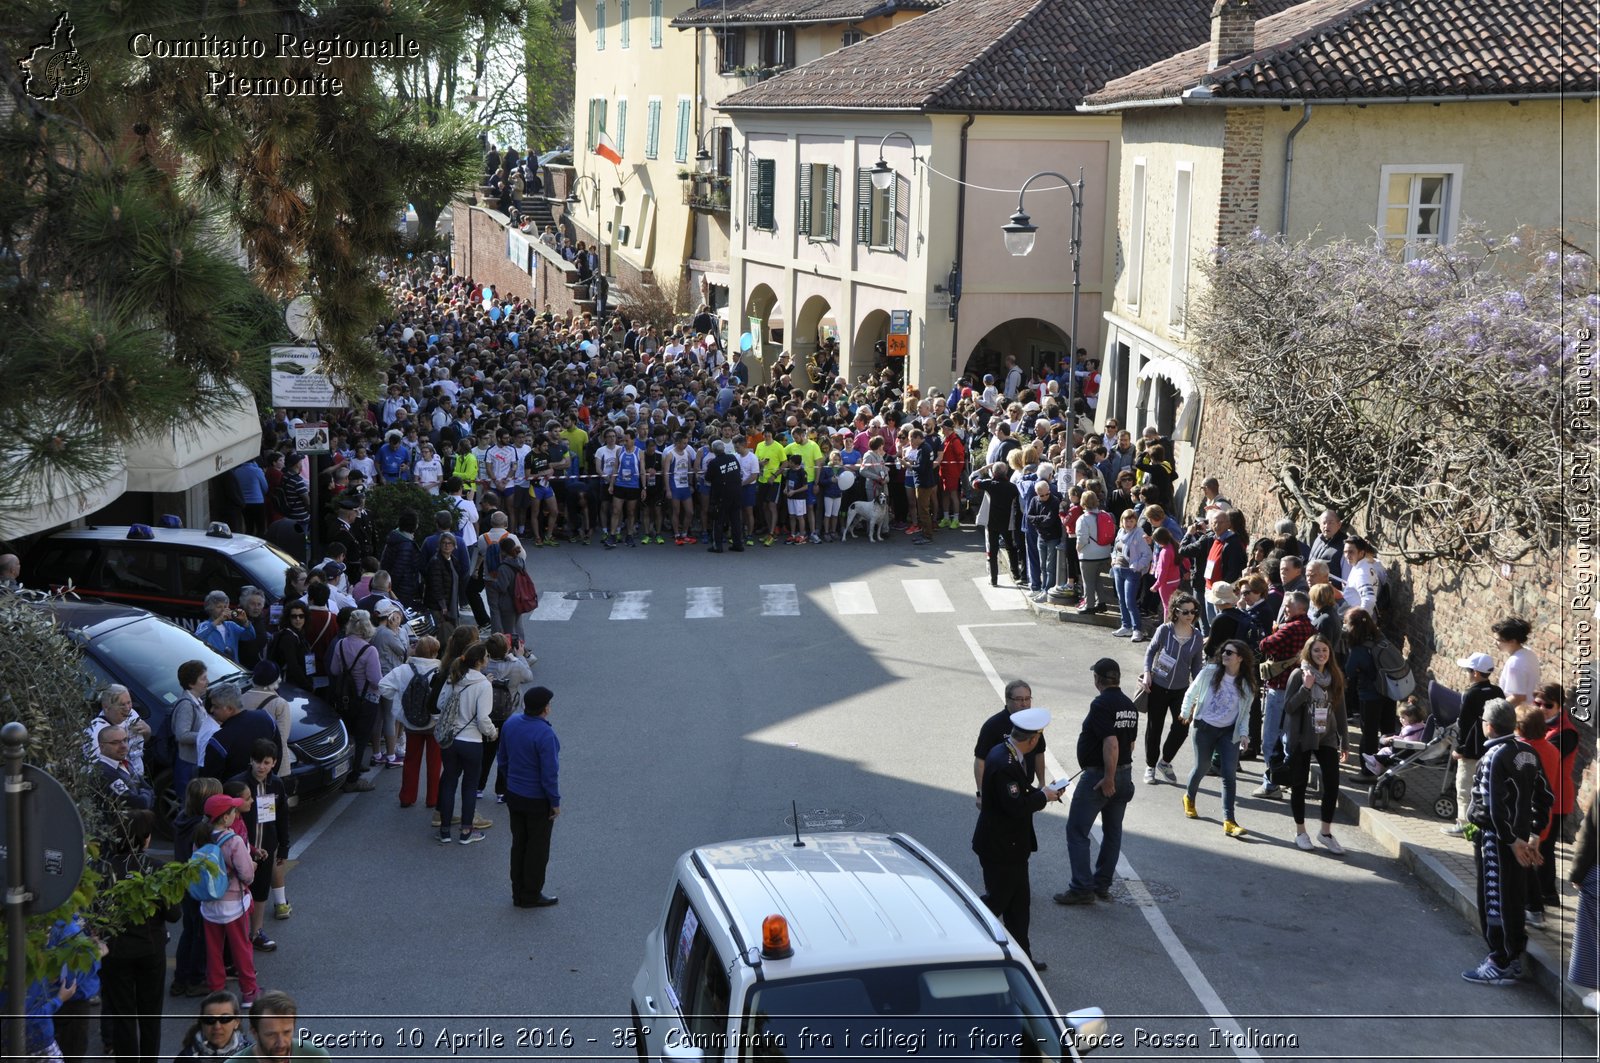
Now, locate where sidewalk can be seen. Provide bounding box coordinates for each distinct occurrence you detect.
[1020,582,1595,1023]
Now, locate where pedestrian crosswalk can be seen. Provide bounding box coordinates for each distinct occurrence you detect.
[528,575,1034,622]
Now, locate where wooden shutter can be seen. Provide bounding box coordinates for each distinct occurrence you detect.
[757,159,776,230]
[645,99,660,158]
[855,168,871,244]
[797,163,812,237]
[823,165,838,241]
[747,155,760,225]
[894,172,910,255]
[616,99,627,151]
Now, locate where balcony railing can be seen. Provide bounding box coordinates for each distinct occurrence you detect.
[682,173,731,213]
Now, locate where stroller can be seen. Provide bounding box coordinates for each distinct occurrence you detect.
[1366,679,1462,817]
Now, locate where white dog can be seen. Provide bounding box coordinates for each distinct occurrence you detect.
[842,497,890,542]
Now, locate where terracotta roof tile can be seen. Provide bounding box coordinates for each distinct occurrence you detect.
[670,0,941,26]
[1085,0,1599,106]
[718,0,1301,112]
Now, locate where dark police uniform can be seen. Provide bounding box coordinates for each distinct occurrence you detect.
[972,739,1048,960]
[707,450,745,551]
[974,709,1046,788]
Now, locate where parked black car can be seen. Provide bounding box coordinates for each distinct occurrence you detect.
[48,600,353,820]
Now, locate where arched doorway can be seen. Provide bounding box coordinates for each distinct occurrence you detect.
[962,318,1071,388]
[852,310,890,384]
[744,284,783,376]
[794,295,837,387]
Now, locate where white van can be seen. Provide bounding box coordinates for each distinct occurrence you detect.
[628,832,1105,1062]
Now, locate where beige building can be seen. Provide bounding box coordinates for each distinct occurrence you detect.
[1079,0,1599,484]
[567,0,935,314]
[716,0,1302,392]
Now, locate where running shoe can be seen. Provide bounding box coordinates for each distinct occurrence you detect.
[1461,958,1515,986]
[458,830,487,845]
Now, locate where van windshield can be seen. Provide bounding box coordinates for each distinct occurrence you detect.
[741,963,1061,1062]
[92,617,246,706]
[234,544,299,595]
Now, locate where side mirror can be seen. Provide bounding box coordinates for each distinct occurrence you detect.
[1065,1008,1108,1053]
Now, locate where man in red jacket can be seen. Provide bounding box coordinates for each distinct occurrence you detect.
[1253,591,1314,798]
[937,419,967,530]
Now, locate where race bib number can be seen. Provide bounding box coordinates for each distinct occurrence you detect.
[305,653,317,676]
[257,792,277,824]
[1154,649,1178,682]
[1313,705,1329,735]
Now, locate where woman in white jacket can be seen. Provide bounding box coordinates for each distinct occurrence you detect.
[1177,640,1258,839]
[377,635,441,810]
[434,642,498,845]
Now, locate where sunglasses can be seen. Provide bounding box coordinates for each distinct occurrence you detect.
[199,1016,239,1026]
[1176,609,1198,617]
[1220,649,1239,658]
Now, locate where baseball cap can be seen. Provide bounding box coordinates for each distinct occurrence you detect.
[1456,652,1495,673]
[204,794,246,819]
[1090,657,1122,681]
[372,599,401,618]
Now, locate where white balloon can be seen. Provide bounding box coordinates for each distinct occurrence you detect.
[401,327,414,341]
[838,470,856,492]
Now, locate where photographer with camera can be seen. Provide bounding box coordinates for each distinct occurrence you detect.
[196,590,258,664]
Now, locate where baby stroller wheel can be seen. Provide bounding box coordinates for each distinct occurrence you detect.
[1369,784,1386,810]
[1389,777,1407,801]
[1433,794,1457,820]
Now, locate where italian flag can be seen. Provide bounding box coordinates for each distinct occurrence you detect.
[594,130,622,166]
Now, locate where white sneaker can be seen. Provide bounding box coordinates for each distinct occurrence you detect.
[1251,782,1280,798]
[1441,823,1466,837]
[1157,761,1177,783]
[1582,989,1600,1013]
[1111,627,1133,637]
[1130,632,1149,642]
[1295,832,1313,851]
[1142,767,1156,784]
[1317,833,1345,855]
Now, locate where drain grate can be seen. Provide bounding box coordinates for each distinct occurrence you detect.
[563,590,614,600]
[784,808,867,832]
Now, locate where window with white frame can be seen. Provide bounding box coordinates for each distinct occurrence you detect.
[1168,163,1193,330]
[1378,165,1463,256]
[798,162,838,242]
[619,0,630,47]
[644,97,661,159]
[586,97,608,152]
[595,0,605,49]
[715,29,745,73]
[650,0,663,47]
[1126,158,1147,309]
[855,168,904,253]
[747,157,776,231]
[673,96,691,163]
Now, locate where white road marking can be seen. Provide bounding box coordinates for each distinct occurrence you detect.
[610,590,651,620]
[830,581,877,615]
[903,578,955,613]
[685,586,724,619]
[760,583,800,616]
[958,622,1262,1063]
[973,576,1027,611]
[286,791,357,861]
[528,594,579,622]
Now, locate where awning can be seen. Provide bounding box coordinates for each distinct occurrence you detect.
[123,386,262,494]
[1137,354,1197,394]
[1,461,128,539]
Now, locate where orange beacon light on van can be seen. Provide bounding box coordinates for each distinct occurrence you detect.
[761,915,794,959]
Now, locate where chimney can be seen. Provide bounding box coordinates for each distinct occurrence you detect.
[1208,0,1256,70]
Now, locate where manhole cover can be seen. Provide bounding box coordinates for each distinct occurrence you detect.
[784,808,867,832]
[1100,878,1179,906]
[563,590,614,600]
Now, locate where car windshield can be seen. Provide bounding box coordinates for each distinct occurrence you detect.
[741,964,1062,1062]
[233,544,299,595]
[92,617,247,707]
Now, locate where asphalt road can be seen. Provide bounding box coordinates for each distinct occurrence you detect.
[196,535,1595,1063]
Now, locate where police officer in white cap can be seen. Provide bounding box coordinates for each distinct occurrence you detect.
[972,706,1063,972]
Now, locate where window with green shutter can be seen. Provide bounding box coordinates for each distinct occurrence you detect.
[799,163,836,242]
[620,0,630,47]
[797,163,812,237]
[616,99,627,153]
[856,168,897,250]
[650,0,663,47]
[645,98,661,159]
[673,97,691,163]
[756,159,776,231]
[596,0,606,49]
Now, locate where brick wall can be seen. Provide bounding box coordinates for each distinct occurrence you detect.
[1208,0,1256,70]
[450,199,585,318]
[1194,398,1588,744]
[1217,108,1264,246]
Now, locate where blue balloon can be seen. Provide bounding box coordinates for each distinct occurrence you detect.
[428,334,438,344]
[407,252,414,259]
[739,332,754,352]
[489,306,502,322]
[509,333,520,348]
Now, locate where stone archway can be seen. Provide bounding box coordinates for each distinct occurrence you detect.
[852,309,891,385]
[743,284,783,376]
[962,318,1072,391]
[794,294,836,388]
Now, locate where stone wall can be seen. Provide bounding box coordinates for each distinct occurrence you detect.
[1193,397,1586,736]
[1216,107,1264,247]
[450,200,585,319]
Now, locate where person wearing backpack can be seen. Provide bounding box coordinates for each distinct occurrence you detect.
[327,611,383,793]
[479,633,535,802]
[1342,608,1397,776]
[435,642,498,845]
[1072,490,1114,615]
[195,794,257,1007]
[380,635,444,810]
[486,533,529,636]
[1110,508,1153,639]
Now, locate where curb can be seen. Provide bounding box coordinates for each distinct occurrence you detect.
[1334,785,1597,1028]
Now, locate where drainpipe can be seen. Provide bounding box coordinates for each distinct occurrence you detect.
[1279,103,1312,236]
[949,112,975,373]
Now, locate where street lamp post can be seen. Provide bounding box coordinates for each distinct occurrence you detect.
[1001,167,1085,425]
[566,174,604,274]
[868,130,920,191]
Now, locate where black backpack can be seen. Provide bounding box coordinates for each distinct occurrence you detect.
[488,674,515,725]
[331,641,374,720]
[399,663,435,729]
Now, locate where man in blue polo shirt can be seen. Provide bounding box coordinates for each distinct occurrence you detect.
[498,686,561,908]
